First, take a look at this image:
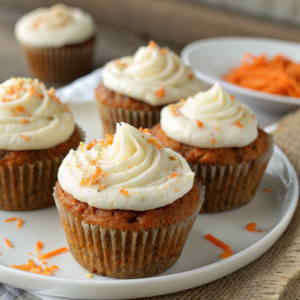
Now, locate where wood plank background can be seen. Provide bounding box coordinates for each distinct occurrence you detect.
[0,0,300,85]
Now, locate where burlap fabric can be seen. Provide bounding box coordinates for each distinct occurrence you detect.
[138,111,300,300]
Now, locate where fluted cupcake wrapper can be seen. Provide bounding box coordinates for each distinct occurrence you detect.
[54,186,205,279]
[192,134,274,213]
[21,36,95,82]
[97,102,161,135]
[0,126,85,211]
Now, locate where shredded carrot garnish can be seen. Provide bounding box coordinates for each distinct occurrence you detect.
[28,252,32,255]
[10,259,58,276]
[5,238,13,248]
[258,229,263,233]
[215,126,220,130]
[224,53,300,98]
[120,188,128,195]
[21,118,29,124]
[175,189,178,192]
[205,234,231,252]
[139,127,150,134]
[19,134,30,141]
[16,106,24,112]
[149,40,156,49]
[160,48,168,55]
[87,140,97,150]
[246,222,257,232]
[264,188,271,193]
[29,87,35,95]
[170,172,177,178]
[42,261,47,265]
[221,251,233,259]
[37,247,68,260]
[197,120,203,128]
[5,217,16,222]
[36,241,43,255]
[230,95,235,99]
[188,73,194,79]
[105,134,114,145]
[236,121,244,128]
[155,87,165,98]
[17,218,22,228]
[251,115,255,119]
[212,138,216,144]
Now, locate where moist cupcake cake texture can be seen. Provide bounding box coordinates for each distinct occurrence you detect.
[54,123,203,279]
[0,77,82,211]
[15,4,96,81]
[152,82,273,213]
[95,40,205,134]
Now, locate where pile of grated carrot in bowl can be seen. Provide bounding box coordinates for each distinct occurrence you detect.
[223,53,300,98]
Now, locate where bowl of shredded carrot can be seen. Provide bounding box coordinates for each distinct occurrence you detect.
[182,37,300,115]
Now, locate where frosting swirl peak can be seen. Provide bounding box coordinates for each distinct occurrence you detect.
[161,83,258,148]
[102,41,205,106]
[0,77,75,150]
[58,123,194,211]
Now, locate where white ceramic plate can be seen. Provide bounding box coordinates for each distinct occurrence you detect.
[181,37,300,116]
[0,102,298,300]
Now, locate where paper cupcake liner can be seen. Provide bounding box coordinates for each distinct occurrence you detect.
[54,186,205,279]
[192,134,274,213]
[21,36,95,82]
[97,102,161,135]
[0,126,85,211]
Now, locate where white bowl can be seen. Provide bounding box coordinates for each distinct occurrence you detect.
[181,37,300,115]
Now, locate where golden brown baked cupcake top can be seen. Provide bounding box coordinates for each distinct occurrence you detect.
[56,181,200,231]
[95,82,164,111]
[152,123,269,165]
[0,127,81,166]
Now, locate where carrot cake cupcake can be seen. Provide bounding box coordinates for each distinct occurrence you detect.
[15,4,96,81]
[0,77,82,211]
[95,40,205,134]
[54,123,203,279]
[152,82,273,213]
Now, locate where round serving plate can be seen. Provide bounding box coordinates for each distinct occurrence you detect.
[0,102,298,300]
[181,37,300,117]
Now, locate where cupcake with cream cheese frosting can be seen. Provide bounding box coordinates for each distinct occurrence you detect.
[152,83,273,213]
[95,40,205,134]
[0,77,83,211]
[15,4,96,81]
[54,122,203,278]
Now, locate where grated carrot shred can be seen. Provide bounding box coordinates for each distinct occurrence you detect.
[221,251,233,259]
[205,234,231,252]
[264,188,271,193]
[170,172,177,178]
[155,87,165,98]
[36,241,43,255]
[120,188,128,195]
[197,120,203,128]
[5,238,13,248]
[246,222,257,232]
[17,218,22,228]
[5,217,16,222]
[223,53,300,98]
[37,247,68,260]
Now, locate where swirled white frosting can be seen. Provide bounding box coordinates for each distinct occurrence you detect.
[0,77,76,150]
[102,41,205,106]
[161,83,258,148]
[15,4,95,47]
[58,123,194,211]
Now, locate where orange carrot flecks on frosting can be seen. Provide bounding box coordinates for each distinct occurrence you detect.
[155,87,165,98]
[170,172,177,178]
[139,127,150,134]
[264,188,271,193]
[236,121,244,128]
[149,40,156,49]
[21,119,30,124]
[120,189,128,195]
[188,73,194,79]
[19,134,30,141]
[205,233,231,252]
[197,120,203,128]
[16,106,25,112]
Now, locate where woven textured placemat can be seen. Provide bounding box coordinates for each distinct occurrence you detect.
[140,111,300,300]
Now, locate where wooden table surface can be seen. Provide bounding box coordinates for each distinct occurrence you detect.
[0,4,181,88]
